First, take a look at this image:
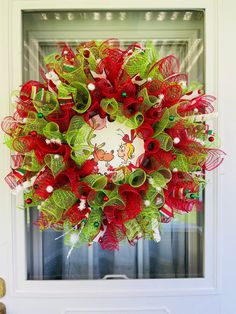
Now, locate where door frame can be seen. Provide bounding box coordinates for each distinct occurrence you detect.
[0,0,221,300]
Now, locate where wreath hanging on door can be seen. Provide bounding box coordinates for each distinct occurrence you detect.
[2,39,225,252]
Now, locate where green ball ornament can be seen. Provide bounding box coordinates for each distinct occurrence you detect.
[37,113,43,118]
[121,92,127,98]
[82,218,87,224]
[169,115,175,121]
[94,221,100,228]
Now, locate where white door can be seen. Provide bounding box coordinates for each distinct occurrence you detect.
[0,0,235,313]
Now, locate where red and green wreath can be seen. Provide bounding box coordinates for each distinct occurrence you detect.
[2,39,225,252]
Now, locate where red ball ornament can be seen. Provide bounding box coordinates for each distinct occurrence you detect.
[172,154,177,160]
[208,136,214,142]
[83,49,90,58]
[25,198,32,204]
[137,96,144,103]
[103,218,108,225]
[103,196,109,202]
[30,131,37,137]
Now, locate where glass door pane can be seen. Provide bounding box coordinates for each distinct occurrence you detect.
[23,10,205,280]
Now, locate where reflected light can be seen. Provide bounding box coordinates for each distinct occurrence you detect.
[157,12,166,21]
[93,12,101,20]
[170,12,178,21]
[183,12,193,21]
[106,12,113,21]
[119,12,126,21]
[145,12,153,21]
[54,13,61,20]
[67,13,74,21]
[41,13,48,21]
[187,44,203,72]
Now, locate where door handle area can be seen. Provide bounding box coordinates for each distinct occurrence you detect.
[102,274,129,280]
[0,279,5,298]
[0,303,6,314]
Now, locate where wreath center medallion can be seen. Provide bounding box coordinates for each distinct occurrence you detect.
[90,116,145,175]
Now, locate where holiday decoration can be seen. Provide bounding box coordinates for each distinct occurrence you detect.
[2,39,225,252]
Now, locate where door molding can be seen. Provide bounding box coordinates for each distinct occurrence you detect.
[1,0,221,299]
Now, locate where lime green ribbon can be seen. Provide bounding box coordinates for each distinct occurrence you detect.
[23,111,48,135]
[100,98,118,115]
[44,53,59,67]
[170,154,189,172]
[21,152,43,172]
[71,82,92,114]
[40,189,77,222]
[44,154,65,177]
[124,219,142,241]
[58,83,77,101]
[124,50,149,77]
[150,168,172,188]
[55,56,87,84]
[79,208,103,243]
[138,88,158,108]
[127,168,146,188]
[153,109,169,137]
[33,89,59,116]
[166,104,181,128]
[145,184,165,208]
[154,132,173,151]
[137,206,160,239]
[124,112,144,129]
[66,116,94,166]
[83,174,108,191]
[43,122,63,141]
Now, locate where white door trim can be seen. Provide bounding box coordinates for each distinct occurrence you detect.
[0,0,221,300]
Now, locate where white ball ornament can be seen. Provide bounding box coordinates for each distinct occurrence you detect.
[55,139,62,145]
[172,168,178,173]
[173,137,180,144]
[54,154,60,159]
[88,83,95,91]
[144,200,151,207]
[46,185,54,193]
[148,178,154,185]
[193,108,199,113]
[147,77,152,82]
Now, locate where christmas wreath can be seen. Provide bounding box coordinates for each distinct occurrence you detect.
[2,39,225,252]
